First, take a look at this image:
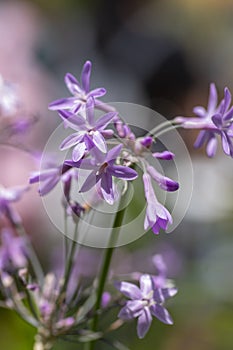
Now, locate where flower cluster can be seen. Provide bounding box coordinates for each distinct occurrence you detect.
[31,60,179,235]
[2,61,232,350]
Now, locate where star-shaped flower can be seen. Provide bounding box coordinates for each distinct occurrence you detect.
[115,274,177,339]
[49,61,113,114]
[65,144,138,204]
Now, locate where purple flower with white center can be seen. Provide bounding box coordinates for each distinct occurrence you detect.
[58,101,116,162]
[147,165,179,192]
[29,162,77,197]
[115,274,177,339]
[143,173,172,234]
[0,184,28,225]
[0,228,27,271]
[49,60,111,114]
[65,144,138,204]
[175,84,233,157]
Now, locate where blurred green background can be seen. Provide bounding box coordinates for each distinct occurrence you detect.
[1,0,233,349]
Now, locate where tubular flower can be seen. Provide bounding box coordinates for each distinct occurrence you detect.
[143,173,172,234]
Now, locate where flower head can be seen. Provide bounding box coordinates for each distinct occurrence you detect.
[115,274,177,338]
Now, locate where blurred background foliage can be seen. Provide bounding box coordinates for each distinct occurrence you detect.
[1,0,233,349]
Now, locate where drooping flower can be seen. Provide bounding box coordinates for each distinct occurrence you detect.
[65,144,138,204]
[0,184,28,225]
[58,100,116,161]
[49,61,111,114]
[115,274,177,339]
[175,84,233,157]
[147,165,179,192]
[143,173,172,234]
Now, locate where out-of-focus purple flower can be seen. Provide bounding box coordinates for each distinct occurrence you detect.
[0,228,27,270]
[0,184,28,225]
[143,173,172,234]
[101,291,111,308]
[66,144,138,204]
[115,274,177,339]
[175,84,233,157]
[58,101,116,161]
[0,75,20,117]
[152,254,168,288]
[49,61,111,114]
[29,162,77,197]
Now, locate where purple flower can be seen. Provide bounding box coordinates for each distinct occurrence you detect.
[58,101,116,161]
[0,75,20,117]
[143,173,172,234]
[29,162,77,197]
[0,184,28,225]
[175,84,233,157]
[49,61,110,114]
[65,144,138,204]
[152,254,168,288]
[115,274,177,339]
[0,228,27,270]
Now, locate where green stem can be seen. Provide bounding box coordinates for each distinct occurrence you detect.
[16,223,44,284]
[85,196,127,350]
[61,222,79,295]
[146,119,178,136]
[153,124,183,139]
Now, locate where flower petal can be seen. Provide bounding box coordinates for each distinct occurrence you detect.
[150,304,173,325]
[108,165,138,180]
[105,144,122,163]
[49,97,78,111]
[88,88,106,98]
[92,131,107,153]
[81,61,92,93]
[72,143,86,162]
[139,274,153,297]
[64,73,82,95]
[60,133,84,150]
[114,281,142,299]
[137,307,152,339]
[94,112,116,130]
[207,83,218,113]
[79,171,97,192]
